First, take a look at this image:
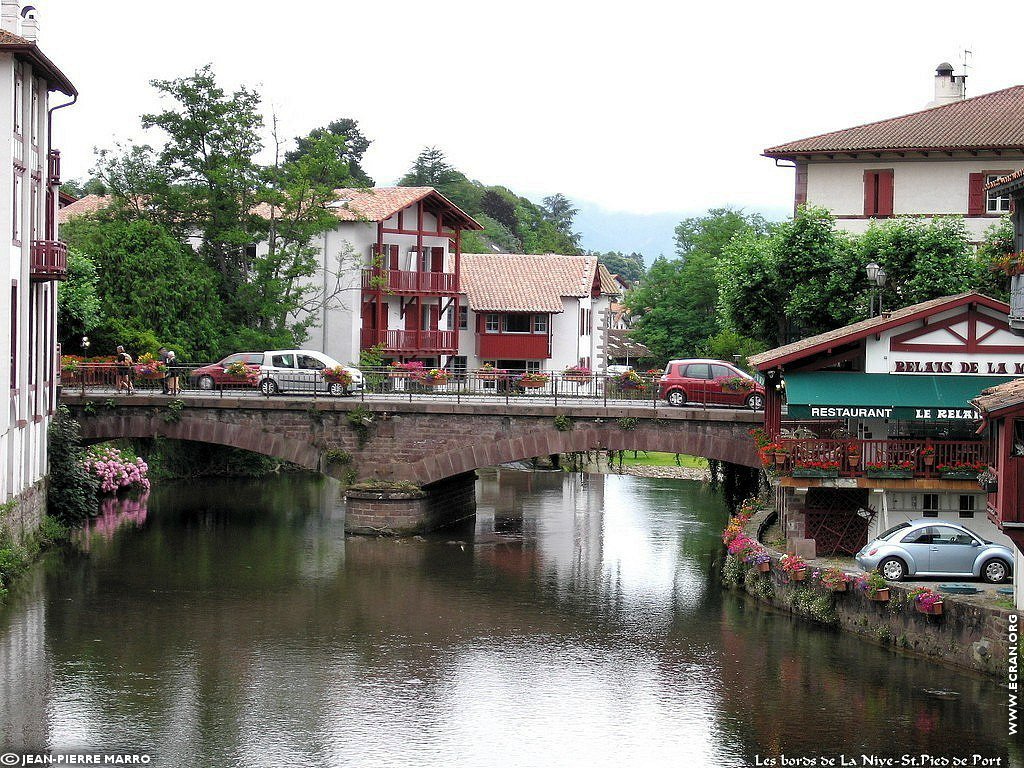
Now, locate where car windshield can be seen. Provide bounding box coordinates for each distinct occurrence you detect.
[878,522,911,540]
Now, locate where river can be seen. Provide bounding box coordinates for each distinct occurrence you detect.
[0,470,1017,767]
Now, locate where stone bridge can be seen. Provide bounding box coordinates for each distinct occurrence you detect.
[62,394,762,532]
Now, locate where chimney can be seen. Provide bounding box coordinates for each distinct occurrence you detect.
[19,4,37,41]
[1,1,18,34]
[928,62,966,107]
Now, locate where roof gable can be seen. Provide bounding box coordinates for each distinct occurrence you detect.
[764,85,1024,157]
[749,293,1010,370]
[329,187,481,229]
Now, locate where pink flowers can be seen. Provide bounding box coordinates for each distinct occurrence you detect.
[83,446,151,494]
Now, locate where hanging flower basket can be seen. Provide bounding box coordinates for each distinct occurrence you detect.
[477,365,507,381]
[132,354,167,380]
[516,373,550,389]
[868,588,890,602]
[322,367,354,387]
[757,561,771,573]
[418,369,451,387]
[389,362,424,379]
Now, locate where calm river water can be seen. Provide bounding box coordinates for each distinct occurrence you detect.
[0,470,1018,767]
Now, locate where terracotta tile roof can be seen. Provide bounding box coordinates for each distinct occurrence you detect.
[254,187,481,229]
[971,377,1024,415]
[0,29,28,45]
[57,194,111,224]
[597,263,622,296]
[460,254,598,312]
[749,292,1008,370]
[764,86,1024,157]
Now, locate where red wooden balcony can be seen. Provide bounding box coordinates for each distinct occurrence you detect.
[361,269,457,294]
[360,328,457,354]
[777,438,988,480]
[48,149,61,186]
[477,333,550,359]
[30,240,68,281]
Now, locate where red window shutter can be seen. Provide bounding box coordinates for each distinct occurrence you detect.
[968,173,985,216]
[863,171,877,216]
[405,301,419,331]
[431,247,444,272]
[428,305,439,330]
[389,244,399,271]
[877,170,894,217]
[361,301,374,329]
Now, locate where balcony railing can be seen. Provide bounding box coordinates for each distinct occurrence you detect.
[361,269,457,294]
[30,240,68,281]
[477,333,550,359]
[777,438,988,479]
[48,149,61,186]
[360,328,457,354]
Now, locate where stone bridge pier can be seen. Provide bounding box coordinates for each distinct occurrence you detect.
[63,395,761,535]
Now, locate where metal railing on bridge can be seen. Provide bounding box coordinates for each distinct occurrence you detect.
[58,364,762,413]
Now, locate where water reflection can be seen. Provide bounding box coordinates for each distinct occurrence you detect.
[0,470,1016,767]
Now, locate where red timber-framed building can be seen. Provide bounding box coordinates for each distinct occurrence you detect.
[0,5,77,535]
[307,187,481,367]
[748,292,1024,558]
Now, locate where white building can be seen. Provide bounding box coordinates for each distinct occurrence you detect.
[0,4,75,536]
[764,65,1024,242]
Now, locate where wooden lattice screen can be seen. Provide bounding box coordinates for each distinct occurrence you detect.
[804,488,874,556]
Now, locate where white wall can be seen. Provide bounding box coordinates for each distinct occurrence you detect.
[806,157,1024,241]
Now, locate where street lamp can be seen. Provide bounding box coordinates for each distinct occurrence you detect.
[866,262,887,317]
[80,336,90,354]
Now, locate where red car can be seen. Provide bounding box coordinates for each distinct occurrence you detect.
[190,353,265,390]
[658,359,765,410]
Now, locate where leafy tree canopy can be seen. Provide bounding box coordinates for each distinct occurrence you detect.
[285,117,373,187]
[591,251,646,286]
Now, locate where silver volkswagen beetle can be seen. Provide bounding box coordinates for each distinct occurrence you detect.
[855,519,1015,583]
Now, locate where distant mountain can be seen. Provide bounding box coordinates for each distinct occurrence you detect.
[574,201,790,265]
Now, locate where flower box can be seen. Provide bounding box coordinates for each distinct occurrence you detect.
[916,601,943,616]
[519,380,547,389]
[562,374,590,383]
[421,377,450,387]
[389,371,412,379]
[939,471,980,480]
[133,366,166,380]
[791,469,839,478]
[868,588,890,602]
[829,582,848,592]
[790,568,808,581]
[757,561,771,573]
[865,469,913,479]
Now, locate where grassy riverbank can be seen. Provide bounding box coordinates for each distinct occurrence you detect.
[614,452,707,470]
[0,515,68,604]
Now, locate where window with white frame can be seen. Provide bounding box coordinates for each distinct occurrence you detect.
[986,174,1012,214]
[532,314,548,333]
[525,360,542,373]
[922,493,939,518]
[459,306,468,330]
[450,356,467,374]
[958,495,976,518]
[13,64,21,135]
[485,314,499,333]
[12,174,21,242]
[504,314,531,333]
[30,80,37,146]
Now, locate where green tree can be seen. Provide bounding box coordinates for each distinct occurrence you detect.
[593,251,645,285]
[285,117,373,187]
[60,177,107,199]
[47,406,100,524]
[675,207,769,259]
[400,146,460,187]
[974,217,1014,302]
[56,249,102,346]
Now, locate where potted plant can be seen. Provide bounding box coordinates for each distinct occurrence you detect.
[613,369,648,391]
[746,548,771,573]
[516,372,550,389]
[768,442,791,467]
[909,587,944,616]
[562,365,592,383]
[816,567,851,592]
[920,445,936,468]
[477,362,506,380]
[322,366,354,387]
[978,469,998,494]
[225,360,260,386]
[389,361,424,379]
[419,368,451,386]
[719,375,754,393]
[856,571,890,602]
[846,441,862,469]
[779,554,808,581]
[792,459,841,478]
[865,460,914,479]
[936,460,986,480]
[133,353,168,380]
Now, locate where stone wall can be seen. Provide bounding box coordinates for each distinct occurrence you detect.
[1,480,45,541]
[344,471,478,535]
[728,509,1018,677]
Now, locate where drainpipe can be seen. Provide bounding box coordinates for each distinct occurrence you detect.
[321,230,329,353]
[46,93,77,236]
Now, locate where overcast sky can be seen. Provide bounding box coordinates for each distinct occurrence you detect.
[40,0,1024,249]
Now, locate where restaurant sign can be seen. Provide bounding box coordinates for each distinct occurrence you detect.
[892,360,1024,375]
[788,404,980,421]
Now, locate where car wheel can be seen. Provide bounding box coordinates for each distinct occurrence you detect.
[878,556,907,582]
[328,382,345,397]
[746,392,765,411]
[666,389,686,407]
[197,375,215,391]
[259,378,279,396]
[982,558,1011,584]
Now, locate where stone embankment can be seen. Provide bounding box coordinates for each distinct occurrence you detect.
[724,505,1017,677]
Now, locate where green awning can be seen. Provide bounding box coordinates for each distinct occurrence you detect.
[784,372,1013,421]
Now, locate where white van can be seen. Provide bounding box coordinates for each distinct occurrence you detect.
[258,349,363,396]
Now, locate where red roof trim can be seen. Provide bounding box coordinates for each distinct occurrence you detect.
[753,294,1010,371]
[2,42,76,97]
